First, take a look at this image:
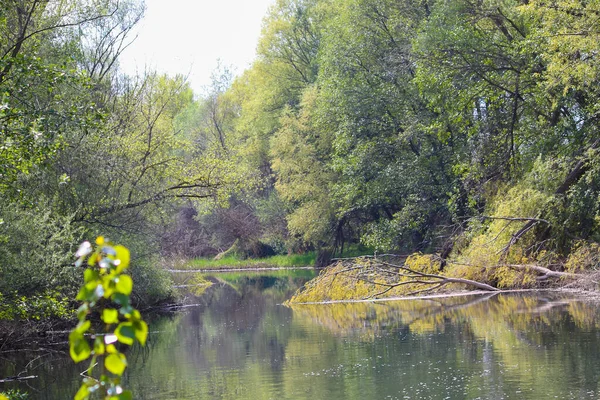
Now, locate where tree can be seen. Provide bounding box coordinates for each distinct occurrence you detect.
[0,0,138,193]
[271,85,337,247]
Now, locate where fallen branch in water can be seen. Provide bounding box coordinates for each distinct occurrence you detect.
[442,259,579,281]
[286,253,587,304]
[327,257,501,300]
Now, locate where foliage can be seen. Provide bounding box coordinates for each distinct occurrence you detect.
[3,0,600,310]
[230,0,600,295]
[0,200,83,297]
[0,291,71,321]
[271,86,337,246]
[0,0,106,193]
[128,256,175,305]
[287,261,375,303]
[70,237,148,400]
[450,184,552,288]
[287,254,445,303]
[0,390,27,400]
[565,241,600,273]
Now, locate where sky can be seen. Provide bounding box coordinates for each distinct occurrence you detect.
[119,0,275,95]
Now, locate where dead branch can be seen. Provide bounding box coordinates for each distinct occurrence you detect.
[480,216,550,224]
[443,259,578,280]
[500,219,539,258]
[503,263,578,279]
[341,258,502,299]
[0,375,37,383]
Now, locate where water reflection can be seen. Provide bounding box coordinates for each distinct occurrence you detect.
[2,271,600,399]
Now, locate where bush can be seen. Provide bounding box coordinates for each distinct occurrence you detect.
[0,291,71,321]
[0,200,83,297]
[0,390,28,400]
[129,256,175,306]
[449,158,563,288]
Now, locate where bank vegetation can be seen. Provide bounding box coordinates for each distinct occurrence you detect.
[3,0,600,319]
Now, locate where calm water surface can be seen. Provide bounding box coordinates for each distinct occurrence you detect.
[2,270,600,399]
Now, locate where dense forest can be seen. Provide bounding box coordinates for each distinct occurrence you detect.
[2,0,600,315]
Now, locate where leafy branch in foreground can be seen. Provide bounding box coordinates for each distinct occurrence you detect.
[70,237,148,400]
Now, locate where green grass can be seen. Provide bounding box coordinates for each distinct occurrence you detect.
[182,252,318,270]
[178,245,376,271]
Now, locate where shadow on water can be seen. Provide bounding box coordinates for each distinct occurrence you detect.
[3,270,600,399]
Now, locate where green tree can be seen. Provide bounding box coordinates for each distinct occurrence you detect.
[271,85,337,247]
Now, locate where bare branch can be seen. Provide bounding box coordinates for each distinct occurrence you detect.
[479,216,550,224]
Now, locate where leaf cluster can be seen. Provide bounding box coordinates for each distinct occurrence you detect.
[70,237,148,400]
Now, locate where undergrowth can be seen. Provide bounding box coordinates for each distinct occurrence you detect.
[0,291,73,321]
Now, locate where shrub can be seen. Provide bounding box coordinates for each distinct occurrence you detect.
[0,200,83,297]
[129,256,175,306]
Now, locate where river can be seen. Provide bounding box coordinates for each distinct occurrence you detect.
[2,270,600,399]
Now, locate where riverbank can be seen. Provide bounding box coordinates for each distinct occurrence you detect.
[178,253,317,270]
[176,247,376,271]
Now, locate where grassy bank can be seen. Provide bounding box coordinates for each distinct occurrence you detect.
[178,247,375,271]
[181,253,318,270]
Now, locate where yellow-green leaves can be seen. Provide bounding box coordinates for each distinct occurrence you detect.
[113,245,130,270]
[69,320,92,362]
[133,320,148,345]
[115,275,133,296]
[74,385,90,400]
[105,353,127,375]
[102,309,119,324]
[69,331,91,363]
[115,322,135,345]
[70,237,148,399]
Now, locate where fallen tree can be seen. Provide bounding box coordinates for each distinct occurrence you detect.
[287,254,584,304]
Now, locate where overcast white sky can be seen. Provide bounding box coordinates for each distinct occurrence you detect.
[119,0,275,95]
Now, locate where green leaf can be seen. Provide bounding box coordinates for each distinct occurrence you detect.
[114,245,130,270]
[105,353,127,375]
[102,308,119,324]
[69,331,91,363]
[76,286,92,302]
[84,268,99,283]
[115,322,135,345]
[74,320,91,334]
[111,390,133,400]
[131,310,141,320]
[133,320,148,345]
[77,304,89,320]
[115,275,133,295]
[74,384,90,400]
[93,336,105,355]
[113,293,130,308]
[78,281,103,302]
